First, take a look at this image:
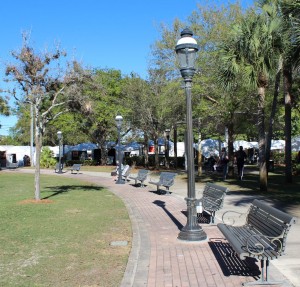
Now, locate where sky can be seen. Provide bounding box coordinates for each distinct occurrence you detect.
[0,0,253,136]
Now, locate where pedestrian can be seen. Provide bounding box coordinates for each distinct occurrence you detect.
[219,147,229,180]
[236,146,247,180]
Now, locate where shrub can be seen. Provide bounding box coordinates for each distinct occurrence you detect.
[40,147,57,168]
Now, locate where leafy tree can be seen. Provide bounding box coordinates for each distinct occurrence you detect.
[70,68,128,165]
[4,34,89,200]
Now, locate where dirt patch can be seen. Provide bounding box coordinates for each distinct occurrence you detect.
[18,199,54,204]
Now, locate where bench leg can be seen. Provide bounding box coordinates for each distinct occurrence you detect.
[242,259,286,286]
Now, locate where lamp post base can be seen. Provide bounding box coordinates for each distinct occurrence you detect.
[115,180,125,184]
[178,225,207,241]
[178,197,207,241]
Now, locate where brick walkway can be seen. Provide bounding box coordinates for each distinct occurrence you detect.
[16,169,296,287]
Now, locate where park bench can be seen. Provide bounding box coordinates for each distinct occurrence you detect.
[196,182,228,224]
[6,162,18,169]
[148,172,177,194]
[217,199,297,285]
[69,164,81,174]
[129,169,149,187]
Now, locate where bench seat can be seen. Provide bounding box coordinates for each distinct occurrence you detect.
[70,164,81,174]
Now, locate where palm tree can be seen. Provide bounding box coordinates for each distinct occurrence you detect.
[260,0,300,183]
[218,10,281,191]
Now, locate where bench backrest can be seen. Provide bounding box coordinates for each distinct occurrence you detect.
[159,172,177,187]
[72,164,81,170]
[137,169,149,181]
[247,199,297,253]
[202,183,228,210]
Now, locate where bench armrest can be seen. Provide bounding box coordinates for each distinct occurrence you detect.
[246,233,283,256]
[221,210,247,225]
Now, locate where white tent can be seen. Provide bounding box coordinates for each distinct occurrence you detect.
[233,140,254,151]
[5,146,33,166]
[292,136,300,152]
[271,139,285,150]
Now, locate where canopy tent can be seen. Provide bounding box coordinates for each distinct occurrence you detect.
[271,139,285,150]
[292,136,300,152]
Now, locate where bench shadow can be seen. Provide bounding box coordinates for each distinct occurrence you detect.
[181,210,211,224]
[153,200,183,230]
[209,239,260,279]
[42,185,103,199]
[149,189,172,195]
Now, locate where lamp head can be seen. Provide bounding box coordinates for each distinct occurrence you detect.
[175,28,199,79]
[115,115,123,128]
[57,130,62,139]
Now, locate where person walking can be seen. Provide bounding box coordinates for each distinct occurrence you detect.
[236,146,247,180]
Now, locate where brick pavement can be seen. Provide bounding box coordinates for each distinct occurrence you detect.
[15,168,296,287]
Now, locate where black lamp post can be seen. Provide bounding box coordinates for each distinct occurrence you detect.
[57,131,63,174]
[115,115,125,184]
[176,28,207,241]
[165,128,170,168]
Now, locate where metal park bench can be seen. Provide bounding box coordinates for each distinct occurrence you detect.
[129,169,149,187]
[148,172,177,194]
[196,182,228,224]
[217,199,297,286]
[69,164,81,174]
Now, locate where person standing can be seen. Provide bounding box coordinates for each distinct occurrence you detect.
[220,147,229,180]
[236,146,247,180]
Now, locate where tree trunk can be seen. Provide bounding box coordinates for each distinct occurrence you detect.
[257,86,268,191]
[266,60,282,171]
[283,64,293,183]
[227,123,235,178]
[197,121,202,176]
[34,107,41,200]
[154,137,159,169]
[173,125,178,168]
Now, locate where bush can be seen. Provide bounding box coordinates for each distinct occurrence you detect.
[40,147,57,168]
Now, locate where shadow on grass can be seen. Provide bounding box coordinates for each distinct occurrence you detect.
[42,185,104,199]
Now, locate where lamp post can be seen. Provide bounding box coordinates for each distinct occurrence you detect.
[165,129,170,168]
[115,115,125,184]
[176,28,207,241]
[57,131,63,174]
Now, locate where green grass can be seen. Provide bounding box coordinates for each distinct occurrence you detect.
[0,172,131,287]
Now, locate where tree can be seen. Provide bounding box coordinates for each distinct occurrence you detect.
[4,34,89,200]
[218,8,282,191]
[70,68,128,165]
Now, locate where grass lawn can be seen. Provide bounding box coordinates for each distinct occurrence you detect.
[0,172,131,287]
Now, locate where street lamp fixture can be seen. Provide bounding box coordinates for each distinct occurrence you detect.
[176,28,207,241]
[57,130,63,174]
[115,115,125,184]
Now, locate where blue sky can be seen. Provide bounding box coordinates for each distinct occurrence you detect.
[0,0,253,136]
